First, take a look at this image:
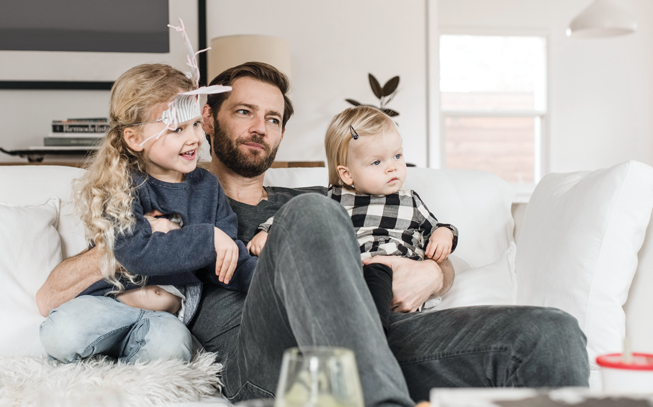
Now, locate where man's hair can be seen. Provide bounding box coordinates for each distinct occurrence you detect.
[206,62,294,130]
[324,106,398,188]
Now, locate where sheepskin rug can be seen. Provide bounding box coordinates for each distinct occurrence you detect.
[0,351,222,407]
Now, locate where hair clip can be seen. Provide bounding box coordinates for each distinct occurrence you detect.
[349,125,359,140]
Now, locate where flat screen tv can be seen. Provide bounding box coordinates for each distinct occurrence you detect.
[0,0,169,53]
[0,0,205,89]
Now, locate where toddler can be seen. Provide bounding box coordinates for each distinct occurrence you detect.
[248,106,457,332]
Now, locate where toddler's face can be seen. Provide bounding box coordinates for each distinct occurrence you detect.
[342,129,407,195]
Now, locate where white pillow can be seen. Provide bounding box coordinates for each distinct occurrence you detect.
[264,167,516,269]
[516,160,653,368]
[424,243,517,311]
[0,165,87,259]
[0,199,62,357]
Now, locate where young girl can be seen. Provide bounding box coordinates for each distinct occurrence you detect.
[248,106,457,332]
[39,63,257,364]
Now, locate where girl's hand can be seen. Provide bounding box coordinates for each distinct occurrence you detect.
[145,210,180,234]
[425,227,454,263]
[214,227,239,285]
[247,231,268,256]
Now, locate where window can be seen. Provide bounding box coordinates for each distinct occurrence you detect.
[439,35,547,187]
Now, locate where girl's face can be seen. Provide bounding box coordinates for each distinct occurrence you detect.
[338,129,407,195]
[128,102,205,183]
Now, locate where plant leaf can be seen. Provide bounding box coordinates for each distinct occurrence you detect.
[382,76,400,96]
[345,99,361,106]
[382,108,399,117]
[368,74,383,99]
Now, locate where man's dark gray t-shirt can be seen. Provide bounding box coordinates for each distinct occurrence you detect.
[227,186,327,244]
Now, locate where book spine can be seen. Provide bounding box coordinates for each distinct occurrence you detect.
[52,123,110,133]
[44,137,102,147]
[47,132,107,138]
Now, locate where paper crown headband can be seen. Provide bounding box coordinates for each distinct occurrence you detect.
[137,19,232,147]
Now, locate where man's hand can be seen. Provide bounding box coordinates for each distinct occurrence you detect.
[214,227,239,285]
[247,231,268,256]
[425,227,454,263]
[144,210,180,234]
[362,256,454,313]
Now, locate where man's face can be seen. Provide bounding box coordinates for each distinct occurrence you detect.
[207,77,286,178]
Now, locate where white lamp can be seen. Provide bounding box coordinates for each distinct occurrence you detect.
[207,35,291,82]
[567,0,637,38]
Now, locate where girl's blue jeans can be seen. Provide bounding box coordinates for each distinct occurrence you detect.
[40,295,193,363]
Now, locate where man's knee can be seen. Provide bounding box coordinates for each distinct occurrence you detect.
[517,307,589,386]
[277,193,348,229]
[533,307,586,346]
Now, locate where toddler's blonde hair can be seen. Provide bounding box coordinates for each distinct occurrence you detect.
[324,106,398,188]
[73,64,194,291]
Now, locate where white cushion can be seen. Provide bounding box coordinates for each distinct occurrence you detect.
[264,167,516,269]
[404,169,516,269]
[516,160,653,369]
[426,243,516,311]
[0,165,87,259]
[0,198,62,357]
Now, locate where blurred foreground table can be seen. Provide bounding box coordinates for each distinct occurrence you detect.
[430,388,653,407]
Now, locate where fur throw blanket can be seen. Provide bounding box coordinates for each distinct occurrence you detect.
[0,351,222,407]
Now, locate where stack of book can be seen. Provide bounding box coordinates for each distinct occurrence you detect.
[44,118,109,147]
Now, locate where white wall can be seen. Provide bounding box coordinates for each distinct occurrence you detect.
[3,0,651,174]
[206,0,428,166]
[437,0,653,173]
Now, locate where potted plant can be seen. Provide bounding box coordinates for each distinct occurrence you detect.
[346,74,400,117]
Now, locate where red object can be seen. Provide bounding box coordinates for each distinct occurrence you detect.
[596,353,653,371]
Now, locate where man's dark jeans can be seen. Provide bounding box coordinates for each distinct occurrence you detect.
[189,194,589,407]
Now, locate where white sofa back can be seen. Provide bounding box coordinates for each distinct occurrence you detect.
[263,167,516,269]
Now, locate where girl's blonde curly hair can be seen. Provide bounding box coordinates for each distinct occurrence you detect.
[73,63,194,291]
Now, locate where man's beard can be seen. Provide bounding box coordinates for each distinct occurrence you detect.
[211,117,279,178]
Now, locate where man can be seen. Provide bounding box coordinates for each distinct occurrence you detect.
[37,62,589,407]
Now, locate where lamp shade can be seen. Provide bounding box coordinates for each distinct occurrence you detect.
[567,0,637,38]
[207,35,291,83]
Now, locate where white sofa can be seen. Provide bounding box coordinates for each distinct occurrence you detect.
[2,161,653,396]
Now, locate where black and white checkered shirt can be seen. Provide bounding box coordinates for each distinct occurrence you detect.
[328,186,456,260]
[258,186,457,260]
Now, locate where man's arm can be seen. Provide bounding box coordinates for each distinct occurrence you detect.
[35,247,103,317]
[35,210,194,317]
[362,257,454,313]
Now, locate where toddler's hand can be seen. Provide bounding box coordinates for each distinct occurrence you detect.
[425,227,454,263]
[214,227,239,285]
[247,231,268,256]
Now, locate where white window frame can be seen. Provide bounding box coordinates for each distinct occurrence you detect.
[426,25,550,202]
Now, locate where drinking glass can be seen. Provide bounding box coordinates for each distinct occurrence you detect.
[275,347,364,407]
